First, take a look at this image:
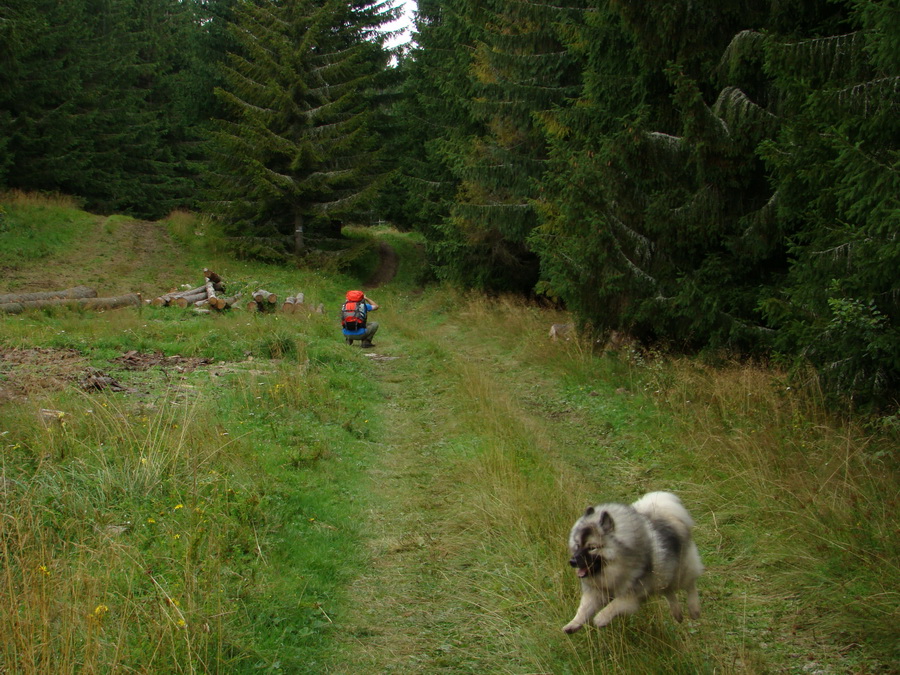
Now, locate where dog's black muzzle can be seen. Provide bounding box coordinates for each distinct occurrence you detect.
[569,550,601,577]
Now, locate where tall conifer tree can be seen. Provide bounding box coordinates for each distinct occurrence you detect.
[430,0,583,291]
[746,2,900,403]
[0,0,207,216]
[534,0,784,348]
[205,0,395,256]
[384,0,480,247]
[532,0,897,403]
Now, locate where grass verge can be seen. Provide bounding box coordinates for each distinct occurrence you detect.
[0,196,896,673]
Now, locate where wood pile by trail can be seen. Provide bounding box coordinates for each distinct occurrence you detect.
[151,268,239,312]
[149,268,324,315]
[0,286,141,314]
[246,289,277,313]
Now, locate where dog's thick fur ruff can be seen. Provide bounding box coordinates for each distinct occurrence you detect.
[563,491,703,633]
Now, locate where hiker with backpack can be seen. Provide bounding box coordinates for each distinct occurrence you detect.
[341,290,379,348]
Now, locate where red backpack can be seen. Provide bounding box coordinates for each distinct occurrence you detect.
[341,290,367,331]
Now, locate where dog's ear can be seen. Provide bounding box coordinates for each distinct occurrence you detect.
[583,506,595,517]
[599,510,615,533]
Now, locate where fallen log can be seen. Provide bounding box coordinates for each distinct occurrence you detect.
[247,289,276,313]
[195,293,240,311]
[205,279,220,309]
[203,268,222,284]
[151,285,206,307]
[252,289,277,305]
[281,292,304,313]
[0,293,142,314]
[219,294,240,310]
[0,286,97,304]
[173,290,208,308]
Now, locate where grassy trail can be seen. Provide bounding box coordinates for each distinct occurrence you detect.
[328,314,520,671]
[325,296,691,673]
[0,203,894,673]
[323,287,899,674]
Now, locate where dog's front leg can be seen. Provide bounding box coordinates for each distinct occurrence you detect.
[592,594,641,628]
[563,590,604,634]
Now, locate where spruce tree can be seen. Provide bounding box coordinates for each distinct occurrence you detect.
[532,0,897,404]
[749,2,900,405]
[205,0,395,256]
[382,0,481,246]
[0,0,23,184]
[433,0,584,292]
[534,0,789,349]
[0,0,205,217]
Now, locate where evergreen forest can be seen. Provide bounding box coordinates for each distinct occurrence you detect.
[1,0,897,409]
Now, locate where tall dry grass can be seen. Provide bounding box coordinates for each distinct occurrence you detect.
[1,190,82,209]
[654,359,899,657]
[0,388,251,674]
[424,292,898,671]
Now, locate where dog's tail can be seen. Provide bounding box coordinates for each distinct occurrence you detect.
[632,491,695,529]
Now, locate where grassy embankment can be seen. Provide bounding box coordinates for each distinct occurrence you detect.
[0,192,896,673]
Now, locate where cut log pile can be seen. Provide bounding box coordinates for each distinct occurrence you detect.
[281,292,304,313]
[246,289,277,313]
[0,286,141,314]
[150,269,239,311]
[148,268,326,316]
[0,274,328,317]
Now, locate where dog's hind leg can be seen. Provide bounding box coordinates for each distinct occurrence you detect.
[592,594,641,628]
[683,542,703,620]
[563,592,604,633]
[685,580,701,620]
[664,591,684,622]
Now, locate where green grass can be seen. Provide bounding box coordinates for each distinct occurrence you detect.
[0,313,381,672]
[0,192,91,267]
[0,194,897,673]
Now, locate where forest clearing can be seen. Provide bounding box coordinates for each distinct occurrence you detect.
[0,198,896,673]
[1,1,897,671]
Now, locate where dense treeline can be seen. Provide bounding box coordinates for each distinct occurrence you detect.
[0,0,233,217]
[205,0,398,256]
[0,0,896,407]
[391,0,898,409]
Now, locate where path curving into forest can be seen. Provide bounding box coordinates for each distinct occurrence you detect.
[363,241,399,289]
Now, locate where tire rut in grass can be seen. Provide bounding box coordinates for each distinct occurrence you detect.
[327,349,508,673]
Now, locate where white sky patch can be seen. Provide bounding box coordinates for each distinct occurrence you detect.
[381,0,417,50]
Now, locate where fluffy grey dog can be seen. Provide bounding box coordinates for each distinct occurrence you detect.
[563,491,703,633]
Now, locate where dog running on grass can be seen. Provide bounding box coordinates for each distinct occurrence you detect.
[563,491,703,633]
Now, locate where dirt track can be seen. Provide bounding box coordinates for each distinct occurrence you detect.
[364,241,399,288]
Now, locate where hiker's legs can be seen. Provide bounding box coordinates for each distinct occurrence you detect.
[359,323,378,348]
